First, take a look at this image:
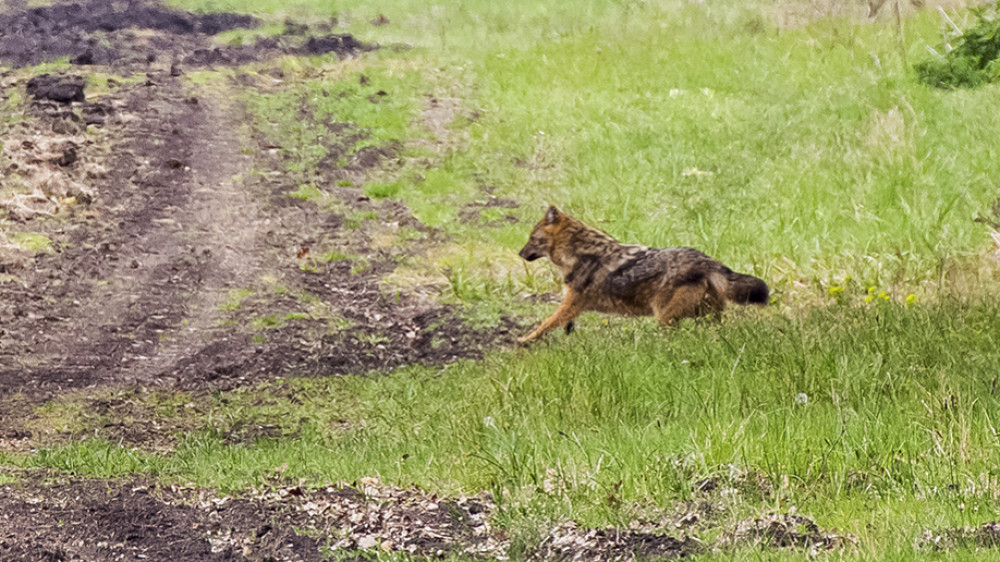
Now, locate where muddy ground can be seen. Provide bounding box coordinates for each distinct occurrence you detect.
[0,466,862,561]
[0,473,506,561]
[0,0,529,559]
[0,0,517,400]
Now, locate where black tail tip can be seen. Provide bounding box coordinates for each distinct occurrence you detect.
[747,283,769,305]
[730,274,769,305]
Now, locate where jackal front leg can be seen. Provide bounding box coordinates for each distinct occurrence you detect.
[519,286,582,344]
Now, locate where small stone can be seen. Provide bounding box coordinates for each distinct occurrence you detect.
[357,535,378,550]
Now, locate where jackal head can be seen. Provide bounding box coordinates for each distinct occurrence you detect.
[519,205,563,262]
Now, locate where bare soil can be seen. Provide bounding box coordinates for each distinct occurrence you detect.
[0,2,523,557]
[921,521,1000,551]
[0,0,369,70]
[0,0,516,401]
[0,467,855,562]
[0,474,504,561]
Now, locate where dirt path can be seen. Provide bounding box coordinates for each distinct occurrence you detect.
[0,71,516,401]
[69,79,241,378]
[0,1,528,559]
[113,84,265,382]
[1,75,259,392]
[0,0,517,400]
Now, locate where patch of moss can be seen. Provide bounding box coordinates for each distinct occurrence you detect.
[9,232,53,254]
[363,181,402,199]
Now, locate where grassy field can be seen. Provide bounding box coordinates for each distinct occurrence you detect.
[189,0,1000,311]
[6,0,1000,559]
[12,299,1000,558]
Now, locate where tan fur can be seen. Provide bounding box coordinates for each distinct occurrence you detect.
[518,206,768,343]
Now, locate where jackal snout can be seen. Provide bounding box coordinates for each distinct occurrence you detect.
[518,244,544,262]
[518,205,560,262]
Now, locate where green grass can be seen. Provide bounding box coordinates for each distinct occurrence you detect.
[206,0,1000,321]
[10,299,1000,558]
[31,440,161,479]
[213,22,286,46]
[6,232,52,253]
[251,314,284,330]
[363,180,402,199]
[220,288,254,311]
[243,65,423,182]
[318,249,351,262]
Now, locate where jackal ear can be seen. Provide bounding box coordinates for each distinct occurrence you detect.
[545,205,560,225]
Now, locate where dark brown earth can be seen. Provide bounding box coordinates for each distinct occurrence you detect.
[0,474,504,561]
[921,521,1000,551]
[535,521,704,561]
[0,1,524,558]
[0,0,517,401]
[0,0,370,70]
[0,467,855,562]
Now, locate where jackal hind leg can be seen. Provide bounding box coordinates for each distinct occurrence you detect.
[701,282,727,320]
[653,282,711,328]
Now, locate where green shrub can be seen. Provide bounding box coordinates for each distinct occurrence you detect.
[916,5,1000,88]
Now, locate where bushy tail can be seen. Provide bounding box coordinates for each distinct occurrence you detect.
[725,271,769,305]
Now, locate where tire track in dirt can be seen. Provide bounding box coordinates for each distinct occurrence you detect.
[130,85,265,382]
[1,0,521,403]
[1,68,518,400]
[0,74,251,390]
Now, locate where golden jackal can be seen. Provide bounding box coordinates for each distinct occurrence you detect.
[518,206,768,343]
